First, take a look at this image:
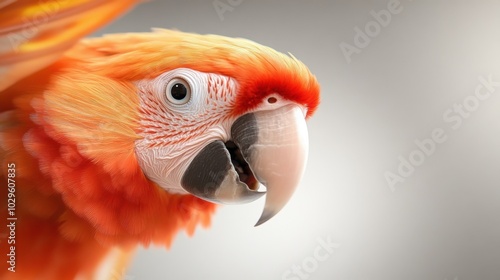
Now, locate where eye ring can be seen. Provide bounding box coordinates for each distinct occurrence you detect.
[165,78,191,105]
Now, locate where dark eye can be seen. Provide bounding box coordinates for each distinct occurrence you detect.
[166,78,191,105]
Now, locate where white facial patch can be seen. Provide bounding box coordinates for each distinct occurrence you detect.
[134,68,238,193]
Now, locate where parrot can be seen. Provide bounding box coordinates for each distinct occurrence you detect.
[0,0,320,279]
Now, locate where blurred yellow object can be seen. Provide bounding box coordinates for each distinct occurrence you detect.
[0,0,139,91]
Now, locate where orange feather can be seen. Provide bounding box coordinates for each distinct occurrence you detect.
[0,0,139,92]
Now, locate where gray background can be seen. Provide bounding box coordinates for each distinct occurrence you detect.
[93,1,500,279]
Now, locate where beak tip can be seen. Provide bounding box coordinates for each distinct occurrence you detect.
[254,208,277,227]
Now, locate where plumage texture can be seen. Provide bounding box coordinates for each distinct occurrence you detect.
[0,9,319,280]
[64,29,320,117]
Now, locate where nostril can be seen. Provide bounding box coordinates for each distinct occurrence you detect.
[267,97,277,104]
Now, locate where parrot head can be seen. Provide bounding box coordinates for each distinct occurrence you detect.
[51,29,320,226]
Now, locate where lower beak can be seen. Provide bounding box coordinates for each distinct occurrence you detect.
[181,104,309,226]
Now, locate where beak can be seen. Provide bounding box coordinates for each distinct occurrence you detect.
[181,104,309,226]
[232,105,309,226]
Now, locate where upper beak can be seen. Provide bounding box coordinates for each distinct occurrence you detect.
[181,104,309,226]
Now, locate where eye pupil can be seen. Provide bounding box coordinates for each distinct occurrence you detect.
[165,78,191,105]
[171,83,187,100]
